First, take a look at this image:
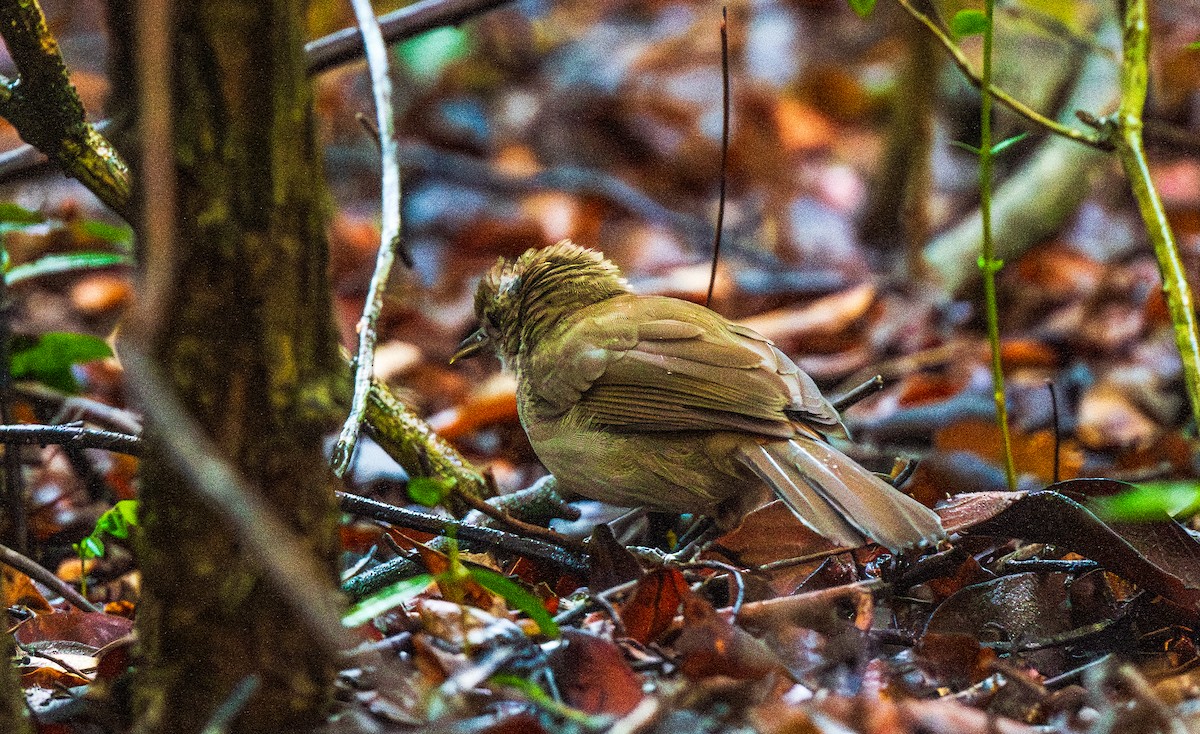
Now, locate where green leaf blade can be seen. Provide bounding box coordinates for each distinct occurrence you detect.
[1094,481,1200,521]
[950,9,989,38]
[10,332,113,393]
[990,132,1030,157]
[342,573,434,627]
[847,0,876,18]
[469,567,559,638]
[407,476,455,507]
[6,252,131,286]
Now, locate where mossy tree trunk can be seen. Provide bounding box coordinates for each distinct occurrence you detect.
[105,0,345,732]
[0,609,31,734]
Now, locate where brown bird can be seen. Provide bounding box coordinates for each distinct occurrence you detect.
[453,242,945,552]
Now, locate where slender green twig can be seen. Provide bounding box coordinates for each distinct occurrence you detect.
[1107,0,1200,428]
[892,0,1107,151]
[332,0,412,479]
[978,1,1017,489]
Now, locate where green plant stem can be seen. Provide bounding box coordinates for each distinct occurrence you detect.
[979,0,1017,489]
[1110,0,1200,429]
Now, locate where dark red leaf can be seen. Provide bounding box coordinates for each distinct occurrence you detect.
[620,567,689,645]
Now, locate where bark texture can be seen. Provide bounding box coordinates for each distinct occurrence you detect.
[106,0,344,731]
[0,613,31,734]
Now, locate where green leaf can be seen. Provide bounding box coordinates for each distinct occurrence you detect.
[847,0,876,18]
[78,220,134,249]
[950,140,982,156]
[342,573,434,627]
[950,9,989,38]
[489,674,605,726]
[10,332,113,393]
[74,536,105,561]
[976,255,1004,273]
[6,252,131,286]
[1094,481,1200,521]
[990,132,1029,157]
[398,27,469,84]
[94,500,139,541]
[1188,40,1200,51]
[407,476,455,507]
[0,203,44,227]
[469,567,559,638]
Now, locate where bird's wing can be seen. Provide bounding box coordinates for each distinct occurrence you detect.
[525,295,843,437]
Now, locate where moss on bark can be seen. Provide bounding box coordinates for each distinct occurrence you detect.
[106,0,344,731]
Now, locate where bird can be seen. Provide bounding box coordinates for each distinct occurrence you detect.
[452,241,946,553]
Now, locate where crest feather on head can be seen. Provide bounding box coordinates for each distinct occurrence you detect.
[473,241,631,360]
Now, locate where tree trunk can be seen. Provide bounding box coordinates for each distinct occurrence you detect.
[0,610,31,734]
[106,1,344,731]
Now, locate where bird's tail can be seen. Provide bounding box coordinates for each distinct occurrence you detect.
[737,436,946,553]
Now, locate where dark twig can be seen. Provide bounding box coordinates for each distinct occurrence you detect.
[552,577,639,631]
[0,423,142,456]
[0,259,23,553]
[332,0,410,480]
[1003,558,1098,575]
[705,6,730,309]
[456,484,589,555]
[0,541,100,612]
[393,141,715,248]
[336,491,589,575]
[305,0,514,75]
[120,346,353,653]
[683,559,744,618]
[0,0,517,188]
[831,375,884,412]
[1047,380,1060,484]
[15,640,91,679]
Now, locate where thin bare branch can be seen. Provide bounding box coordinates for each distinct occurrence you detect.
[336,491,590,575]
[332,0,410,478]
[305,0,514,75]
[456,482,589,555]
[706,6,729,309]
[0,541,100,612]
[0,423,142,456]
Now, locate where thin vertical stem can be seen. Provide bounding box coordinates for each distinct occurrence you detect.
[0,264,24,552]
[706,6,729,309]
[332,0,409,478]
[1112,0,1200,429]
[978,0,1017,489]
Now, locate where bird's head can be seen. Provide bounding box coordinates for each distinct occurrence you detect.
[452,241,630,366]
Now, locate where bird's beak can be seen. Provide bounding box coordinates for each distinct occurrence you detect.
[450,327,490,364]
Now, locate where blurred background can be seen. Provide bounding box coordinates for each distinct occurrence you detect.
[4,0,1200,517]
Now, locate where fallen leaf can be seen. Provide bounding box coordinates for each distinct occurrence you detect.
[619,567,689,645]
